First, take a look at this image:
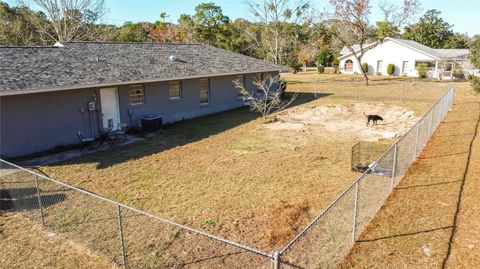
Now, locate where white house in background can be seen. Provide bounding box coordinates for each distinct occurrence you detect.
[338,37,475,79]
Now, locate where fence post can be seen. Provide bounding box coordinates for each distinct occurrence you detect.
[34,175,45,226]
[414,123,420,159]
[355,82,359,100]
[400,82,404,102]
[391,144,398,188]
[272,251,280,269]
[351,180,360,242]
[314,80,318,99]
[117,204,128,268]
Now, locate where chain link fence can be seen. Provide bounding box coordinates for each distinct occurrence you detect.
[1,86,454,269]
[276,86,454,268]
[286,79,450,103]
[0,161,273,268]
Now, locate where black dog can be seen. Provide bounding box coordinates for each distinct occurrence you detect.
[363,112,383,126]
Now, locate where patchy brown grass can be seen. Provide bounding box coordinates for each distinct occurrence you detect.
[281,71,440,82]
[338,82,480,268]
[0,212,119,269]
[35,80,446,253]
[3,78,453,268]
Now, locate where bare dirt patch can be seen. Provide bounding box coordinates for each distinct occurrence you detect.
[265,103,418,141]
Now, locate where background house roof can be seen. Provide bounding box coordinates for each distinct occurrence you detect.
[339,38,470,61]
[0,42,284,95]
[433,49,470,59]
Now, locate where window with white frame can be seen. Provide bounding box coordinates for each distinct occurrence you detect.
[200,78,209,104]
[402,61,409,74]
[169,81,182,99]
[129,84,145,105]
[376,60,383,74]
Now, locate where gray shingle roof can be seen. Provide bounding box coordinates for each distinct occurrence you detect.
[0,42,284,95]
[433,49,470,59]
[389,38,444,59]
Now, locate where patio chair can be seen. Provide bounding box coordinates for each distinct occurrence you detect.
[77,131,96,151]
[111,122,128,143]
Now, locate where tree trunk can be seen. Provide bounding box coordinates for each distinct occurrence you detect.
[355,56,369,86]
[361,70,369,86]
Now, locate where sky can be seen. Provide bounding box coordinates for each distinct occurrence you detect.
[104,0,479,35]
[7,0,480,35]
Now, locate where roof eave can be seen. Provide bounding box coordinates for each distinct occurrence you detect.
[0,69,282,97]
[338,42,378,60]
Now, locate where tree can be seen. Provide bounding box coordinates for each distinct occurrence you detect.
[144,20,181,43]
[233,75,297,119]
[326,0,420,85]
[178,2,230,47]
[0,2,51,45]
[374,21,399,40]
[17,0,106,42]
[444,33,470,49]
[114,22,150,42]
[297,43,318,71]
[247,0,310,64]
[470,36,480,68]
[402,9,453,49]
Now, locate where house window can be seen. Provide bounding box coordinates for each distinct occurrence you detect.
[129,84,145,106]
[345,60,353,72]
[169,81,182,99]
[402,61,409,74]
[200,78,209,104]
[376,60,383,74]
[235,74,245,96]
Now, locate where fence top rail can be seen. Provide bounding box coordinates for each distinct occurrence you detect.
[278,85,454,255]
[0,158,273,259]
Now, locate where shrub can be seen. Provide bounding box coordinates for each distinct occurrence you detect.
[289,62,302,74]
[361,63,369,73]
[471,76,480,93]
[332,57,339,68]
[417,63,429,78]
[452,65,466,80]
[387,64,395,75]
[317,65,325,74]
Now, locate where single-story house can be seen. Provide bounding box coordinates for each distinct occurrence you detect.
[339,37,476,79]
[0,42,283,158]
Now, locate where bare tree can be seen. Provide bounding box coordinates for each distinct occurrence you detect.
[379,0,421,28]
[233,75,297,119]
[326,0,420,85]
[247,0,310,64]
[297,43,318,71]
[17,0,106,42]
